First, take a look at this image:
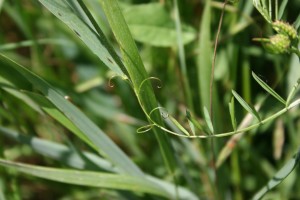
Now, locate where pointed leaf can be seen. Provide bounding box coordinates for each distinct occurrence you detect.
[252,149,300,200]
[229,97,237,131]
[232,90,261,121]
[169,116,190,136]
[252,72,286,105]
[186,110,203,133]
[38,0,126,76]
[0,53,144,177]
[0,159,169,198]
[203,107,214,134]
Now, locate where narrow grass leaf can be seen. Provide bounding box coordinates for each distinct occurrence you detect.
[229,97,237,131]
[252,149,300,200]
[0,126,116,172]
[0,53,144,177]
[232,90,261,121]
[38,0,126,76]
[252,71,286,105]
[0,159,169,198]
[278,0,288,20]
[197,0,212,110]
[0,127,198,200]
[169,116,190,136]
[203,107,214,134]
[100,0,176,177]
[186,110,203,132]
[286,78,300,106]
[252,0,272,23]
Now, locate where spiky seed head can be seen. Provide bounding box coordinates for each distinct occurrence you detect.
[272,20,297,40]
[263,34,291,54]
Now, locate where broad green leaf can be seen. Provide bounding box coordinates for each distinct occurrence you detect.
[0,53,144,177]
[229,97,237,131]
[123,3,196,47]
[0,159,169,198]
[38,0,127,76]
[99,0,176,178]
[203,107,214,134]
[252,149,300,200]
[232,90,261,122]
[252,72,286,105]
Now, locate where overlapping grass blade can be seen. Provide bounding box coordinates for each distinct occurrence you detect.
[99,0,176,177]
[278,0,288,20]
[252,72,286,105]
[38,0,126,76]
[0,159,169,198]
[0,53,144,177]
[229,97,237,131]
[252,149,300,200]
[232,90,261,122]
[0,127,198,200]
[0,126,116,172]
[203,107,214,134]
[197,0,212,110]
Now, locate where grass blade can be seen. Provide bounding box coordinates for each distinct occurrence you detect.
[122,3,196,47]
[0,127,198,200]
[197,0,212,110]
[252,71,286,105]
[278,0,288,20]
[0,53,144,177]
[38,0,127,76]
[0,159,169,198]
[0,126,117,172]
[229,97,237,131]
[99,0,176,178]
[232,90,261,122]
[252,149,300,200]
[203,107,214,134]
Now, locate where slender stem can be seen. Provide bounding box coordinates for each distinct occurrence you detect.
[145,98,300,138]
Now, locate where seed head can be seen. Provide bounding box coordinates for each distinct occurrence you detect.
[272,20,297,40]
[263,34,291,54]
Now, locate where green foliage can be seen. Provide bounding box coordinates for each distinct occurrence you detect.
[0,0,299,199]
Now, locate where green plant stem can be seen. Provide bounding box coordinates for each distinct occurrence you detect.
[145,98,300,138]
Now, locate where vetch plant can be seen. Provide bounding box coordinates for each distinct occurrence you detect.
[0,0,299,199]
